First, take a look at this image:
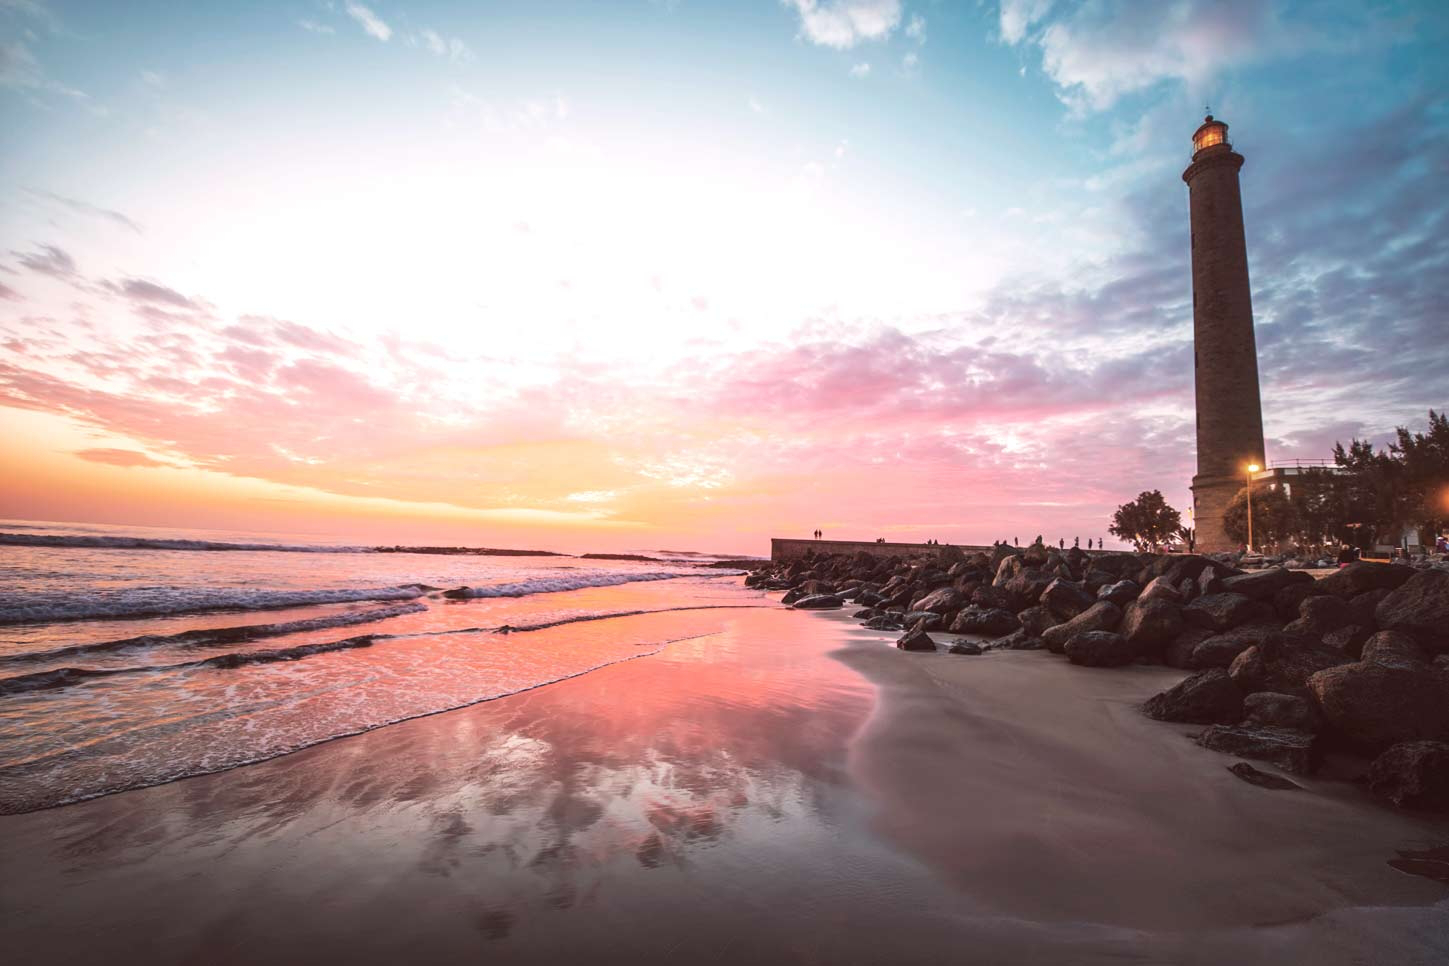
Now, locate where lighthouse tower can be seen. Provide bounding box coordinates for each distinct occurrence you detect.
[1183,114,1265,553]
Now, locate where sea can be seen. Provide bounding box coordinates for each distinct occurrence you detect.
[0,519,757,814]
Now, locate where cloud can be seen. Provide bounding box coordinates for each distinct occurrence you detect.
[902,51,918,70]
[139,69,165,88]
[0,281,19,301]
[24,189,143,233]
[72,448,173,469]
[849,62,870,78]
[1001,0,1278,112]
[345,3,392,42]
[748,96,766,113]
[783,0,902,49]
[298,19,335,35]
[413,28,473,62]
[905,13,925,43]
[12,243,76,277]
[106,278,200,310]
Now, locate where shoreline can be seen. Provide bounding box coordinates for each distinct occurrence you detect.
[1,579,1446,963]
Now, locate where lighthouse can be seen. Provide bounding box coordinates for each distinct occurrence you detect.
[1183,114,1266,553]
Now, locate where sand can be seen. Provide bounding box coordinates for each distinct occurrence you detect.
[1,588,1446,964]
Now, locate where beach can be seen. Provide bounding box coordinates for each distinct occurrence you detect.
[3,573,1446,964]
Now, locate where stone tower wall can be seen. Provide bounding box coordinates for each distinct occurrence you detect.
[1184,145,1266,552]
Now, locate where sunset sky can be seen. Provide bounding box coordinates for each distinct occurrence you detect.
[2,0,1446,553]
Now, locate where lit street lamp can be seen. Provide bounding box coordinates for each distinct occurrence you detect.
[1246,463,1261,552]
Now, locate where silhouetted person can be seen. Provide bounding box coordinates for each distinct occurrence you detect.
[1058,537,1064,549]
[1074,537,1079,548]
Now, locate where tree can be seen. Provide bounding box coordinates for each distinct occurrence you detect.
[1109,490,1182,552]
[1332,409,1448,546]
[1222,484,1300,551]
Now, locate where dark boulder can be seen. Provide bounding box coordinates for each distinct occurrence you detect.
[1040,578,1096,620]
[1022,542,1049,567]
[1190,623,1278,670]
[1285,594,1352,638]
[1374,570,1449,653]
[1227,762,1302,790]
[1307,662,1449,754]
[913,586,966,615]
[1142,668,1244,724]
[1346,587,1391,629]
[1198,566,1227,597]
[948,640,983,655]
[993,554,1025,586]
[1002,570,1053,610]
[1183,593,1263,632]
[1016,605,1061,639]
[798,579,837,596]
[1323,623,1373,659]
[988,628,1044,650]
[970,584,1012,610]
[781,587,807,605]
[851,608,878,619]
[1119,598,1184,652]
[1064,630,1138,667]
[1252,630,1353,693]
[1317,561,1416,598]
[1138,576,1184,605]
[896,623,937,652]
[1221,567,1313,601]
[1243,692,1317,731]
[1273,581,1325,621]
[1359,629,1429,669]
[949,606,1020,637]
[1198,725,1320,775]
[793,594,845,609]
[1366,741,1449,811]
[901,610,942,630]
[1097,579,1140,606]
[863,615,903,631]
[1041,601,1123,653]
[1164,626,1214,669]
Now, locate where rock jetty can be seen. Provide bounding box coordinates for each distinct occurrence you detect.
[747,543,1449,813]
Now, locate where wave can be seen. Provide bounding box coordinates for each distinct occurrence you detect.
[0,585,431,626]
[0,635,383,696]
[0,602,428,667]
[440,571,703,600]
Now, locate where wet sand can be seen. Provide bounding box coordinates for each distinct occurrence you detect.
[1,588,1446,964]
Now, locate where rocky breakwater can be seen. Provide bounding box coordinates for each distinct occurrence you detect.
[747,544,1449,814]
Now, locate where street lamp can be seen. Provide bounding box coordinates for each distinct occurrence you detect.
[1246,463,1261,552]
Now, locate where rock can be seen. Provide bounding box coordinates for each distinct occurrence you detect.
[896,623,937,652]
[948,640,983,655]
[1190,623,1278,670]
[988,628,1044,650]
[851,608,878,619]
[902,610,943,630]
[1317,561,1416,598]
[1366,741,1449,811]
[1198,567,1227,597]
[1254,630,1353,692]
[1002,570,1053,610]
[1228,646,1266,691]
[1307,662,1449,754]
[1221,567,1312,601]
[949,606,1020,637]
[1016,605,1060,638]
[1322,624,1372,659]
[1164,626,1214,669]
[1182,593,1262,632]
[1119,598,1184,652]
[1064,630,1138,667]
[1374,570,1449,653]
[1243,692,1317,731]
[970,585,1012,610]
[1359,629,1429,669]
[1199,726,1320,774]
[992,554,1025,587]
[1041,601,1123,653]
[1097,580,1140,606]
[793,594,844,609]
[1345,587,1390,629]
[1138,576,1184,605]
[913,586,966,615]
[781,587,807,605]
[1022,542,1049,567]
[1040,578,1096,620]
[1141,668,1244,724]
[798,579,836,596]
[1272,582,1324,621]
[1226,761,1302,790]
[1285,595,1352,637]
[862,615,903,631]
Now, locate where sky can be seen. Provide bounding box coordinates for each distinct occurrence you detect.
[1,0,1446,554]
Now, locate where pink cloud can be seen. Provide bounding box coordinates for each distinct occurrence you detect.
[72,448,173,468]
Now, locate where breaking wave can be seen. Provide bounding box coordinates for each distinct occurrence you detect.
[0,585,432,626]
[442,571,709,599]
[0,602,429,667]
[0,532,369,553]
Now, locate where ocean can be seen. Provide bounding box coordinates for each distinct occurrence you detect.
[0,519,755,814]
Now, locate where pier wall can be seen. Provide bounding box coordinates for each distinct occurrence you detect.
[770,538,991,564]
